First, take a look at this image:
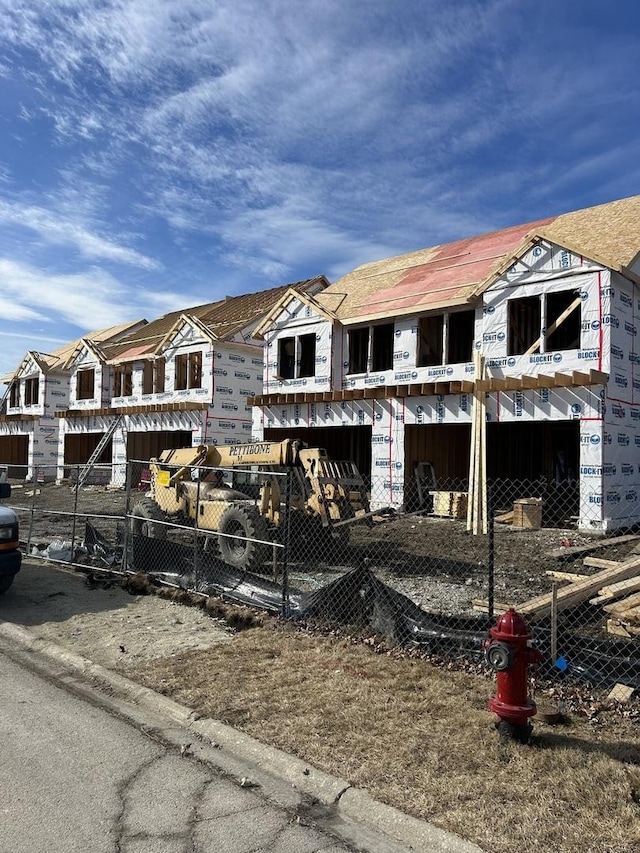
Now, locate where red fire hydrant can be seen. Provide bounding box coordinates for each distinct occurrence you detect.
[485,608,543,743]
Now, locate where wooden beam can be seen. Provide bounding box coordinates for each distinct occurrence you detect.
[421,383,435,396]
[553,372,574,387]
[583,556,623,570]
[449,381,462,393]
[546,570,587,583]
[524,295,582,356]
[460,380,474,392]
[396,385,409,397]
[408,384,423,396]
[434,382,449,395]
[588,369,608,385]
[571,371,590,386]
[520,375,540,390]
[537,374,554,387]
[369,387,387,399]
[604,592,640,617]
[509,556,640,622]
[546,535,640,560]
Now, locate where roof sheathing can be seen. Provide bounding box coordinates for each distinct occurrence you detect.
[317,219,553,323]
[316,194,640,323]
[103,277,328,361]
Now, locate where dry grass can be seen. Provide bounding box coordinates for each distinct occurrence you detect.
[128,620,640,853]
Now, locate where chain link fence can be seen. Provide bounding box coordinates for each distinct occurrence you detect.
[3,458,640,692]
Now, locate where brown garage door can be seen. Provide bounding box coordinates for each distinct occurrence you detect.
[127,430,193,463]
[0,434,29,478]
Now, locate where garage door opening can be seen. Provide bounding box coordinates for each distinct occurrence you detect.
[0,434,29,478]
[405,421,580,520]
[264,426,372,485]
[127,430,193,463]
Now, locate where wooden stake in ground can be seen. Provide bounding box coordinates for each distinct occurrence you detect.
[466,351,486,536]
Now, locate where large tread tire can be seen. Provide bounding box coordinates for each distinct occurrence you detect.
[218,505,271,573]
[131,498,167,539]
[0,574,14,595]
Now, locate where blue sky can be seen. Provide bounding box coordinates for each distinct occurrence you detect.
[0,0,639,379]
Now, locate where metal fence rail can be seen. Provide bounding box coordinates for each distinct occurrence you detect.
[4,460,640,691]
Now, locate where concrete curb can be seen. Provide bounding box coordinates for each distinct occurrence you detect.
[0,618,484,853]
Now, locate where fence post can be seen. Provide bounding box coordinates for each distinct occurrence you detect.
[280,469,292,618]
[487,483,495,626]
[121,458,133,574]
[70,465,81,561]
[26,466,39,555]
[193,472,201,592]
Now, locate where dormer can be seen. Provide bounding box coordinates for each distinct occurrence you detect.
[64,339,109,409]
[253,289,338,394]
[6,351,58,416]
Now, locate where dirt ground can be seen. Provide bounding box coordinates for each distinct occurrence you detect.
[2,559,639,853]
[9,479,639,624]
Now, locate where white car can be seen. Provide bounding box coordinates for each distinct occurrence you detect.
[0,482,21,594]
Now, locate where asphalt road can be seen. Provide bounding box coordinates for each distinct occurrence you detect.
[0,649,352,853]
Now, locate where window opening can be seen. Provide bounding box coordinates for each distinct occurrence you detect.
[417,315,444,366]
[348,328,370,374]
[371,324,394,372]
[143,362,153,395]
[24,377,39,405]
[9,382,19,408]
[508,296,541,355]
[114,364,133,397]
[154,359,165,393]
[546,291,581,352]
[188,351,202,389]
[77,368,95,400]
[174,352,202,390]
[447,310,475,364]
[278,337,295,379]
[298,334,316,378]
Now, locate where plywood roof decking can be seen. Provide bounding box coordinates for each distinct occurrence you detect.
[315,194,640,323]
[2,319,146,381]
[103,276,328,361]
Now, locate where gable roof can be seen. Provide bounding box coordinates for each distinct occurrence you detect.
[104,276,329,361]
[253,287,339,340]
[1,319,147,383]
[315,194,640,323]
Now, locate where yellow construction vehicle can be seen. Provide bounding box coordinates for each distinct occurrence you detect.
[131,438,370,572]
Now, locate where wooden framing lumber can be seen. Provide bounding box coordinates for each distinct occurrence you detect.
[524,295,582,356]
[607,619,634,638]
[597,575,640,600]
[498,556,640,622]
[604,592,640,617]
[583,556,624,569]
[546,534,640,560]
[546,570,587,583]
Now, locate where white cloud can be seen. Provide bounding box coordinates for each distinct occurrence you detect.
[0,258,186,328]
[0,200,160,270]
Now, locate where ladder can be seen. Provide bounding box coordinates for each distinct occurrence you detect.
[76,415,124,489]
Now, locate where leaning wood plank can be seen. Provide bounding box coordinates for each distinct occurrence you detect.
[512,557,640,621]
[583,557,624,569]
[546,534,640,560]
[472,600,511,614]
[495,511,514,524]
[593,575,640,604]
[546,570,587,582]
[603,593,640,616]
